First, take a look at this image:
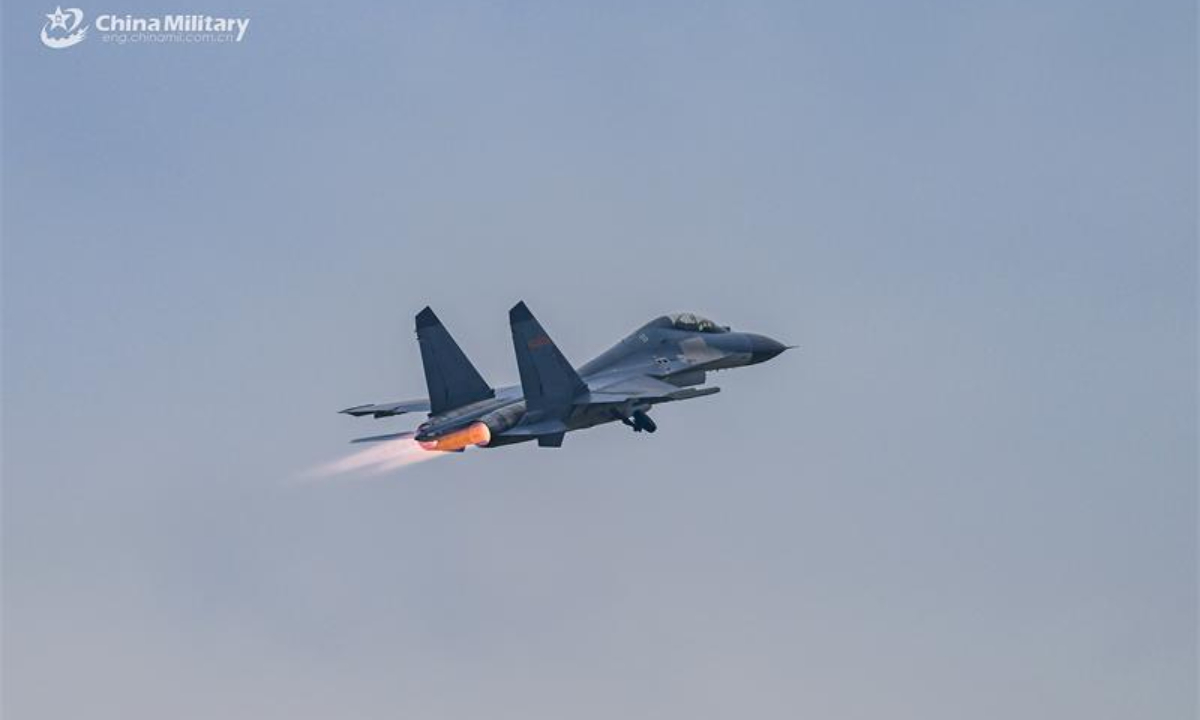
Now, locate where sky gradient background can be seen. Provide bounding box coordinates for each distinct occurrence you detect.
[3,1,1196,718]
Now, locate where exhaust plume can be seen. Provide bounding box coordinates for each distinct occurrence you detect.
[303,437,444,482]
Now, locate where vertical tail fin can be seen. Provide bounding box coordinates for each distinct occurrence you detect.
[416,307,494,414]
[509,301,587,417]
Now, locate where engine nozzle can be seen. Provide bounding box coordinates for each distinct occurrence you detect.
[418,422,491,452]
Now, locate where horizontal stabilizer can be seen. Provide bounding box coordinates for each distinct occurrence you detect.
[351,430,417,444]
[340,399,431,418]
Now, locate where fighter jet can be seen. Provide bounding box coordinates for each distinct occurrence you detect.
[340,302,791,451]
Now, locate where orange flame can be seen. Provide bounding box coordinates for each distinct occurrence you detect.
[298,437,446,483]
[418,422,491,452]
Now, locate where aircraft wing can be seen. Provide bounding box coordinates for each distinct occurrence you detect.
[580,375,720,405]
[339,398,431,418]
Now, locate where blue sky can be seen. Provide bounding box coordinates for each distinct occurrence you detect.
[3,1,1196,718]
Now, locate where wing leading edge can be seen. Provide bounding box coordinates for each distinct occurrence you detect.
[581,375,721,405]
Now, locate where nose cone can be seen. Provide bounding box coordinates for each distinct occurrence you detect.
[745,334,789,364]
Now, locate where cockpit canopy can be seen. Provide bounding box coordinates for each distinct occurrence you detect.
[668,313,729,333]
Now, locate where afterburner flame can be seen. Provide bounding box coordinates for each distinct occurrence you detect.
[303,437,445,481]
[418,421,491,452]
[299,423,490,483]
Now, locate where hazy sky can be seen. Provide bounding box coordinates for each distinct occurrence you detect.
[3,1,1195,718]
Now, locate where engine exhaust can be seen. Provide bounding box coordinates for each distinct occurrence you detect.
[418,422,492,452]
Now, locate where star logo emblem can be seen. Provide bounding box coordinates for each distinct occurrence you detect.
[40,6,87,49]
[46,6,70,30]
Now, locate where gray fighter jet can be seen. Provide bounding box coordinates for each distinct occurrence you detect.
[340,302,791,451]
